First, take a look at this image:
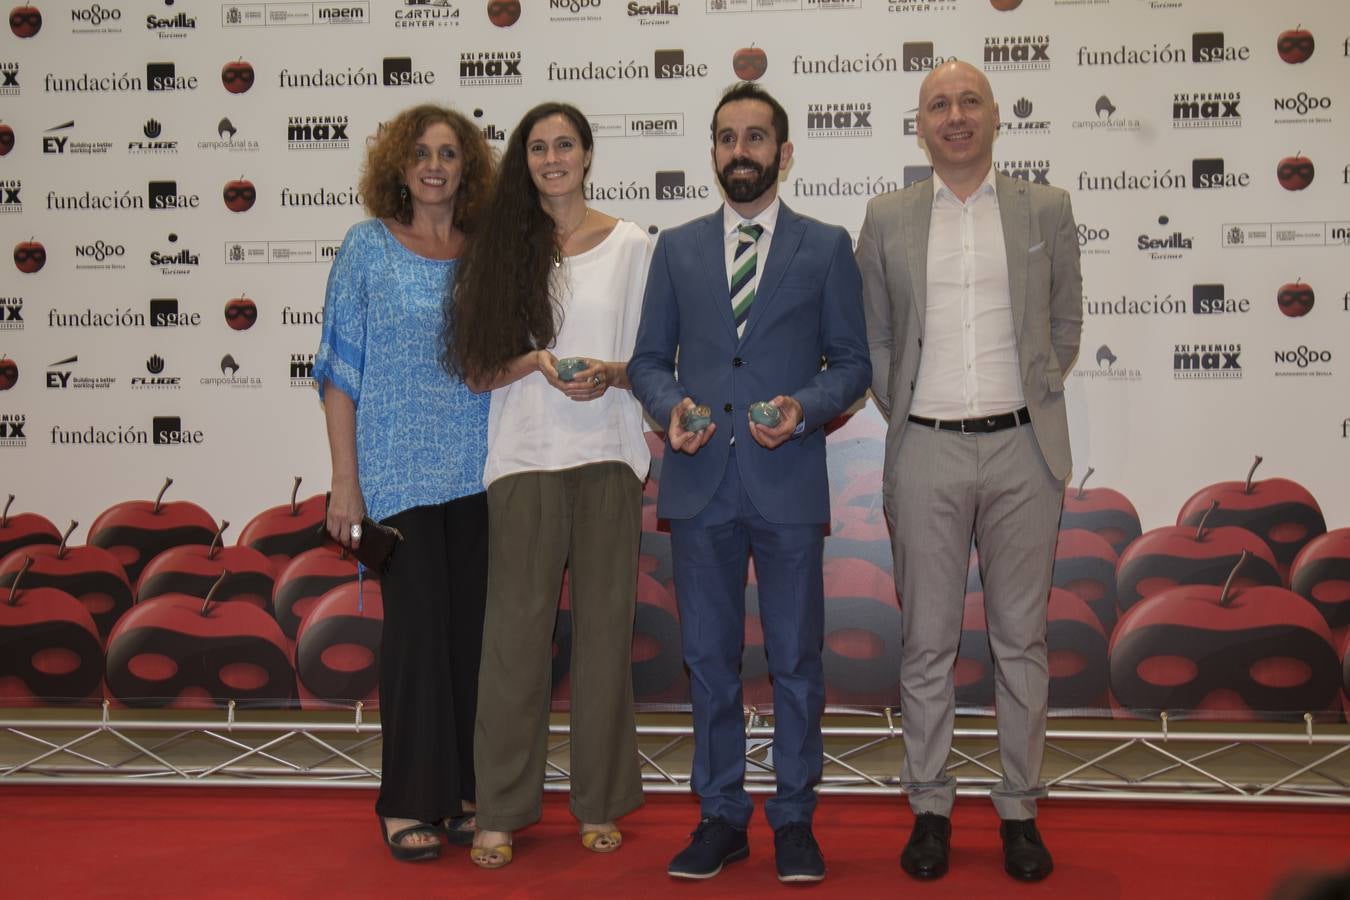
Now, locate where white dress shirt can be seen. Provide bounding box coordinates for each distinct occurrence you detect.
[910,168,1025,420]
[722,197,780,337]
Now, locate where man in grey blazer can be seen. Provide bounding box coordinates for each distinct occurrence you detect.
[855,60,1082,882]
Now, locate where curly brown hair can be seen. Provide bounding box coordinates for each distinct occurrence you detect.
[358,104,494,230]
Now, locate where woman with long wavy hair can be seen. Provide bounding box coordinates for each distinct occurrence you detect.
[314,103,494,862]
[445,102,650,869]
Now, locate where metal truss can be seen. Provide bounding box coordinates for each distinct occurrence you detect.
[2,704,1347,806]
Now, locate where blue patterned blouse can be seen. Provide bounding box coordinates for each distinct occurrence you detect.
[313,218,488,523]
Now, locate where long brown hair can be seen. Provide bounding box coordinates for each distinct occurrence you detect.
[444,102,594,382]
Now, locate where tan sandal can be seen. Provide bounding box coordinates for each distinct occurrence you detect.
[580,828,623,853]
[469,839,513,869]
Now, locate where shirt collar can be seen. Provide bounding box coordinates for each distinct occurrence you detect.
[723,196,781,238]
[931,167,998,207]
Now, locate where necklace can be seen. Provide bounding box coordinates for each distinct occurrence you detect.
[552,207,589,268]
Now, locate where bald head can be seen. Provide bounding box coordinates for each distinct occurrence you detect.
[914,59,1000,192]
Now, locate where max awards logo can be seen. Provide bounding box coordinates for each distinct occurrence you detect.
[805,102,872,139]
[1172,91,1241,129]
[461,50,523,86]
[289,353,316,388]
[0,413,26,448]
[0,297,24,331]
[1075,344,1142,383]
[982,35,1050,72]
[1173,342,1242,380]
[287,115,350,151]
[1,62,20,96]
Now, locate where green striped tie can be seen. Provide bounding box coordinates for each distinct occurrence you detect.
[730,223,763,330]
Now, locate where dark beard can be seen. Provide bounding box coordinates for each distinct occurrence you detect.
[717,148,781,204]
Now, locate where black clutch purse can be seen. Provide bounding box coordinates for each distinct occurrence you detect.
[319,494,403,573]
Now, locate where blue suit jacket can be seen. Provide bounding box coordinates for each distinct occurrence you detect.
[629,202,870,525]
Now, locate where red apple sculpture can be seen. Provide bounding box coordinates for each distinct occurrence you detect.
[1053,528,1120,635]
[631,565,685,705]
[0,520,134,638]
[221,59,254,94]
[821,557,902,708]
[1277,153,1314,191]
[486,0,519,27]
[136,520,275,614]
[0,495,61,560]
[1109,552,1342,720]
[1276,25,1315,64]
[732,45,768,81]
[1116,500,1281,615]
[105,571,294,709]
[88,477,217,584]
[237,476,327,571]
[0,120,14,156]
[1061,467,1143,555]
[0,558,103,704]
[990,0,1022,9]
[223,177,256,212]
[1277,278,1314,317]
[1177,456,1326,585]
[271,545,359,641]
[224,295,257,331]
[8,4,41,37]
[14,239,45,274]
[1290,528,1350,634]
[0,355,17,390]
[294,578,382,709]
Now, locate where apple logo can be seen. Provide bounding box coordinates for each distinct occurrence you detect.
[1277,279,1314,317]
[1276,153,1314,191]
[487,0,519,27]
[223,177,256,212]
[1277,26,1314,64]
[14,239,46,274]
[221,59,255,94]
[732,45,768,81]
[224,295,257,331]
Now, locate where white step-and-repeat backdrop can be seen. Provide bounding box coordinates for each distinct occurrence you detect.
[1,0,1347,718]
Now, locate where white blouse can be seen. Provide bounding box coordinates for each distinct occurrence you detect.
[483,220,653,487]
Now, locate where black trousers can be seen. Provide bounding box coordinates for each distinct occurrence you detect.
[374,493,488,822]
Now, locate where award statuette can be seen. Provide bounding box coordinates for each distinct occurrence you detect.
[682,404,713,433]
[749,401,781,428]
[555,357,588,382]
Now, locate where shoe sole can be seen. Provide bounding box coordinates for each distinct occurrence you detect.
[667,846,750,879]
[778,872,825,883]
[900,861,948,880]
[1005,863,1053,882]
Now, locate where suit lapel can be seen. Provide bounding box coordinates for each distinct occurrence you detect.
[696,211,737,337]
[996,172,1030,341]
[904,180,933,333]
[741,202,804,342]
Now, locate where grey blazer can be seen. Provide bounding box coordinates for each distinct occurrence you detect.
[855,172,1083,481]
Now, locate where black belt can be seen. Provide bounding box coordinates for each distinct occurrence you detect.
[907,406,1030,434]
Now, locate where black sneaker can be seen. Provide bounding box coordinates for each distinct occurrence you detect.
[774,821,825,883]
[667,816,749,880]
[900,812,951,880]
[1000,818,1053,882]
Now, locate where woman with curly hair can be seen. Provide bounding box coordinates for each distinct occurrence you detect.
[446,102,650,869]
[313,103,495,862]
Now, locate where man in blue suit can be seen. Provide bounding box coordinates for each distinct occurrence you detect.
[629,82,870,884]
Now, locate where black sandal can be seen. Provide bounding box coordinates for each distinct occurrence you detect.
[440,813,477,847]
[379,818,442,862]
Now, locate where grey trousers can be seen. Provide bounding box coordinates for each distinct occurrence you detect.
[473,462,645,832]
[884,421,1064,820]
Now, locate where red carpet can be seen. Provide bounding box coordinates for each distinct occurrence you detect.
[5,787,1348,898]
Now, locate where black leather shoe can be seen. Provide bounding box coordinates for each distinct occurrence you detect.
[900,812,951,880]
[1000,818,1053,882]
[667,816,749,880]
[774,822,825,883]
